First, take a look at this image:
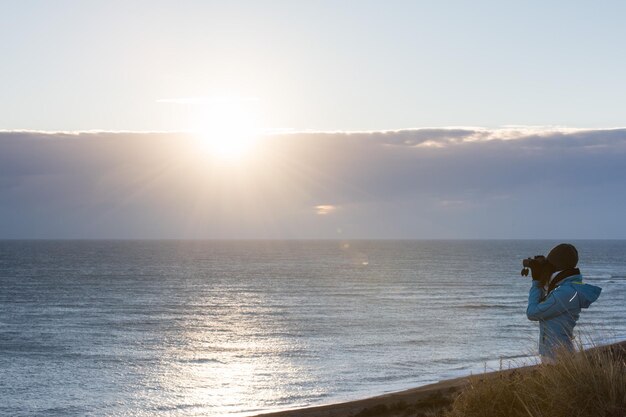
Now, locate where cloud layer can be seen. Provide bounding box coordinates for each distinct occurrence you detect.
[1,127,625,238]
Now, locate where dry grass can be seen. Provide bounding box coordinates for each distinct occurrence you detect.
[446,344,626,417]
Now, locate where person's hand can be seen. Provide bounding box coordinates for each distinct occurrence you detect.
[531,266,545,281]
[530,256,552,283]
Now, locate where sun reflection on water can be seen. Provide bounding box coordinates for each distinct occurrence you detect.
[153,289,319,416]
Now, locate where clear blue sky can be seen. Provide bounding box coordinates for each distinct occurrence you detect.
[1,0,626,131]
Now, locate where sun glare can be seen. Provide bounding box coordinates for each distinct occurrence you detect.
[191,98,261,162]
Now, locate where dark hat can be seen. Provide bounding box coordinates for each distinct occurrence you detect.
[547,243,578,271]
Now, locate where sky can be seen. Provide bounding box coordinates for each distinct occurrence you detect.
[1,1,626,238]
[2,0,626,131]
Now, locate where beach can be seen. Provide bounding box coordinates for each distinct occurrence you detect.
[255,373,469,417]
[254,367,524,417]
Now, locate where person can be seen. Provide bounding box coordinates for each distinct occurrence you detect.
[525,243,602,361]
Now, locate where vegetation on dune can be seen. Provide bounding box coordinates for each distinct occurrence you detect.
[447,345,626,417]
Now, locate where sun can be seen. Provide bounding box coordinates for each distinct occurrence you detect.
[191,97,261,162]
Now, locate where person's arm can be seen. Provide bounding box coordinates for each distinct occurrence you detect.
[527,281,577,321]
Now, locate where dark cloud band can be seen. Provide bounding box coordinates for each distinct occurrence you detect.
[1,128,625,238]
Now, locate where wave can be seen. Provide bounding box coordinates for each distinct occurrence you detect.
[179,357,225,364]
[455,304,516,310]
[153,402,205,412]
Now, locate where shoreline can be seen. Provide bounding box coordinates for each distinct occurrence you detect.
[253,366,532,417]
[254,341,626,417]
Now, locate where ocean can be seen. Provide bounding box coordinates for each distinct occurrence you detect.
[1,240,624,416]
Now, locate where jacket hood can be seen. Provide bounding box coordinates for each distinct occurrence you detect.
[564,276,602,308]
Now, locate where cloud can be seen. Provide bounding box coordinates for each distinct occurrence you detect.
[1,127,625,238]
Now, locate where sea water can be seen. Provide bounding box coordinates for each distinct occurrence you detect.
[1,240,624,416]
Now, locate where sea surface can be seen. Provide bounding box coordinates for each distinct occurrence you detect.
[1,240,624,416]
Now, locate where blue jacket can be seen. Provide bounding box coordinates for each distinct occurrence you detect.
[527,274,601,358]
